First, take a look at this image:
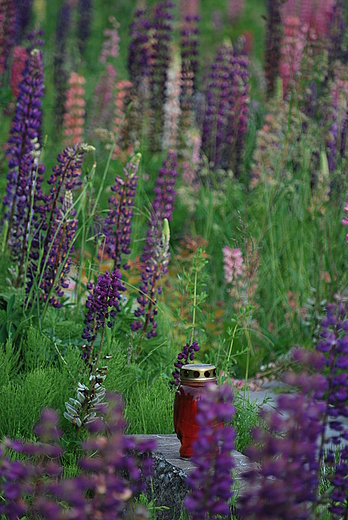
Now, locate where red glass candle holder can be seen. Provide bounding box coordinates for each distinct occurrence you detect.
[174,363,218,458]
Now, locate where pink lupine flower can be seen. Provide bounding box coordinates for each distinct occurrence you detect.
[10,45,27,98]
[98,16,120,64]
[111,79,133,160]
[222,246,243,284]
[62,72,86,145]
[279,15,307,94]
[227,0,245,23]
[281,0,334,37]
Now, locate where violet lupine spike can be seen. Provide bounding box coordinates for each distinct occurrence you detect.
[314,301,348,518]
[131,151,178,339]
[149,1,174,153]
[264,0,282,98]
[179,15,200,134]
[26,144,94,309]
[2,48,45,283]
[328,0,347,68]
[171,341,200,387]
[201,40,250,176]
[0,0,16,84]
[1,395,155,520]
[77,0,93,56]
[239,377,326,520]
[14,0,32,43]
[127,7,152,94]
[185,384,235,520]
[53,1,72,133]
[103,153,141,271]
[81,269,126,365]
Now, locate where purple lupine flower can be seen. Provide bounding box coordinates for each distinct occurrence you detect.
[201,38,250,176]
[103,153,141,271]
[328,0,348,68]
[326,64,348,172]
[2,47,45,284]
[239,375,326,520]
[185,383,235,519]
[26,144,93,309]
[171,341,200,386]
[81,269,126,365]
[131,150,178,339]
[53,1,72,133]
[179,15,200,134]
[264,0,282,98]
[0,0,16,84]
[148,1,174,152]
[77,0,93,55]
[314,301,348,518]
[13,0,32,43]
[128,7,152,94]
[1,395,155,519]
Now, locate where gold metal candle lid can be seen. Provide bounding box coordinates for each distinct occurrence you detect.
[180,363,217,382]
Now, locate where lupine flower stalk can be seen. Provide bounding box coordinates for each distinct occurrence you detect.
[326,62,348,172]
[128,8,151,86]
[179,15,199,135]
[26,144,94,309]
[185,384,235,519]
[201,38,250,175]
[222,246,243,283]
[171,341,200,386]
[239,367,327,519]
[281,0,335,38]
[265,0,282,97]
[279,16,307,95]
[14,0,32,43]
[77,0,93,55]
[62,71,86,146]
[131,151,178,338]
[227,0,245,24]
[1,396,156,519]
[103,154,141,272]
[88,64,116,139]
[149,1,174,152]
[110,79,133,159]
[328,0,348,69]
[0,0,15,84]
[3,48,45,285]
[64,270,126,429]
[99,15,120,64]
[53,1,72,133]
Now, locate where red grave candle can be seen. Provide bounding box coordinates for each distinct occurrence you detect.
[174,363,218,458]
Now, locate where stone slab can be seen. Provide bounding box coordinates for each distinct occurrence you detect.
[132,434,258,520]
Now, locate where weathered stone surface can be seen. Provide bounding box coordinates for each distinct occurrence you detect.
[132,434,258,520]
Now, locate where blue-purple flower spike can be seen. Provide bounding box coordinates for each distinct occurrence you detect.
[82,269,126,366]
[3,47,45,283]
[171,341,200,387]
[103,153,141,271]
[149,1,174,152]
[131,150,178,339]
[0,0,16,83]
[185,384,235,520]
[26,144,94,309]
[201,38,250,176]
